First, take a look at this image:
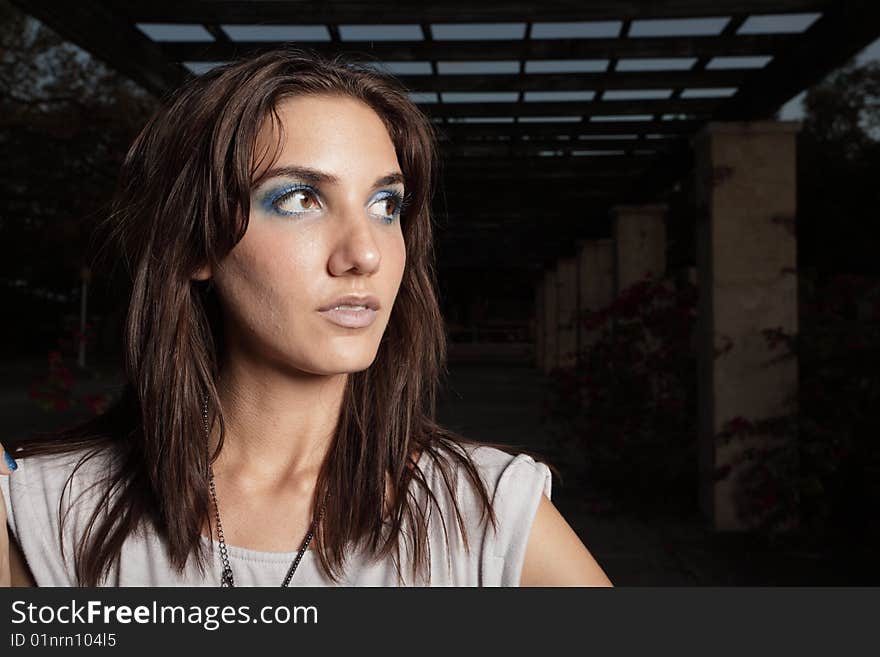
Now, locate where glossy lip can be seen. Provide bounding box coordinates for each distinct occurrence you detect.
[318,307,378,328]
[317,293,381,312]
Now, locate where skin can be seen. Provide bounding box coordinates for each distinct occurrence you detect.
[1,93,612,587]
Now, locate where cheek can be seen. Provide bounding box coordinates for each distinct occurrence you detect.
[219,235,317,336]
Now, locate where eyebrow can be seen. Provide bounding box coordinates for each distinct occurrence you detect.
[254,165,405,190]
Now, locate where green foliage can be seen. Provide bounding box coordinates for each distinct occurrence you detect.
[798,60,880,276]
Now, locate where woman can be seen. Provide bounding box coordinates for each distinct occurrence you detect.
[0,46,612,587]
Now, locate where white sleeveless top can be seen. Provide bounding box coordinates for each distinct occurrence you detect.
[1,443,551,587]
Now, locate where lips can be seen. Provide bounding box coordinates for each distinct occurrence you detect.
[317,293,380,312]
[317,306,378,328]
[317,293,380,328]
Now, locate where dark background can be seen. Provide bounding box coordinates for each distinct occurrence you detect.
[1,1,878,585]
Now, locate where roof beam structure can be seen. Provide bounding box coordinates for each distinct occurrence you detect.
[159,33,794,62]
[113,1,827,23]
[9,0,880,269]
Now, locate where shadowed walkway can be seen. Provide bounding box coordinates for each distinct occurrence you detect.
[2,357,872,584]
[437,363,871,586]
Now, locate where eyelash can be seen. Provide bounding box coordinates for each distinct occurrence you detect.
[263,184,409,224]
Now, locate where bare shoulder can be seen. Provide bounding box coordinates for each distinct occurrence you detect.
[520,494,614,587]
[8,532,36,587]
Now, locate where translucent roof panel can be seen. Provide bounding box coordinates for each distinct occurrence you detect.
[591,114,654,122]
[367,61,434,75]
[680,87,738,98]
[579,134,639,140]
[446,117,516,123]
[706,56,773,69]
[531,21,621,38]
[525,59,608,73]
[408,92,439,104]
[338,24,423,41]
[221,25,331,42]
[437,61,521,74]
[430,23,526,40]
[518,116,583,123]
[629,17,730,37]
[738,13,822,34]
[572,149,626,156]
[441,92,519,103]
[616,58,697,71]
[603,89,673,100]
[523,91,596,102]
[183,61,227,74]
[136,23,214,42]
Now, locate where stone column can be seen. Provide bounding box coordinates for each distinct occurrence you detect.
[556,257,578,368]
[693,120,800,531]
[611,204,668,295]
[576,239,615,350]
[542,268,558,374]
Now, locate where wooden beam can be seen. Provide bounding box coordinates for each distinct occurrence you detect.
[425,98,717,118]
[119,1,828,23]
[9,0,186,97]
[623,0,880,209]
[160,33,793,62]
[399,69,747,93]
[440,137,682,155]
[436,120,700,137]
[716,0,880,119]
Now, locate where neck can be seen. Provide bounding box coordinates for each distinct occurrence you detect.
[206,352,347,495]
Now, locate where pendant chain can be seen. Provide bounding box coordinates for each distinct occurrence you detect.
[202,394,327,587]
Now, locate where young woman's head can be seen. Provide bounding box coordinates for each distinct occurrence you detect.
[13,46,504,586]
[194,92,408,377]
[116,46,439,386]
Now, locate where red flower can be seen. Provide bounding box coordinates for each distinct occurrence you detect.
[726,416,754,434]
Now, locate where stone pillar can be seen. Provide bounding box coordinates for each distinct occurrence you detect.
[534,280,544,371]
[611,204,668,295]
[542,268,558,374]
[693,120,800,531]
[556,257,578,368]
[576,239,615,350]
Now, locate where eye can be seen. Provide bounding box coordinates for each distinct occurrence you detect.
[266,185,323,216]
[370,190,407,224]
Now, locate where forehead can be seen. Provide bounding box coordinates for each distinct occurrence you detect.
[252,94,399,179]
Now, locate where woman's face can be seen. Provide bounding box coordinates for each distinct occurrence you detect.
[201,93,407,375]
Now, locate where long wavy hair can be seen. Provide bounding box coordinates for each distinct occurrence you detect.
[8,46,554,586]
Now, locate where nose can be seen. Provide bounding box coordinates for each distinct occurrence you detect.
[326,202,382,276]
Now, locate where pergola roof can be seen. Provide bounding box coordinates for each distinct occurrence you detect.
[11,1,880,270]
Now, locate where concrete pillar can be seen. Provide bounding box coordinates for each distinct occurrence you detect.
[693,120,800,531]
[556,257,578,368]
[534,280,544,371]
[611,204,668,295]
[542,268,558,374]
[576,239,615,350]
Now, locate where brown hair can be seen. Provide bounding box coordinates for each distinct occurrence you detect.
[8,46,553,586]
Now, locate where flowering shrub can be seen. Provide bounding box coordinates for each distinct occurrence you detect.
[717,271,880,541]
[545,267,880,545]
[543,273,700,512]
[27,322,108,415]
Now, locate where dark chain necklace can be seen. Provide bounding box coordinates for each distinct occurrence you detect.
[202,394,327,587]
